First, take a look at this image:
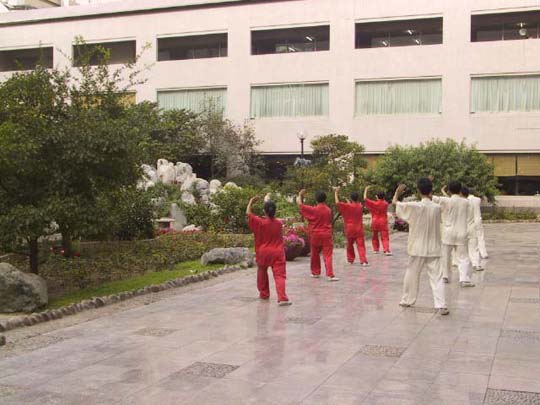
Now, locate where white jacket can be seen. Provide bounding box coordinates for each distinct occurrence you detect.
[432,194,474,246]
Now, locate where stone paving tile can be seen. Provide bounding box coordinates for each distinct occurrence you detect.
[500,329,540,341]
[357,344,407,358]
[179,361,240,378]
[484,388,540,404]
[133,327,177,337]
[509,298,540,304]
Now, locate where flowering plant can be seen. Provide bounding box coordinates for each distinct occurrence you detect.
[393,218,409,232]
[283,230,305,248]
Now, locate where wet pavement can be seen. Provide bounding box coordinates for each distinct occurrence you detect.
[0,223,539,404]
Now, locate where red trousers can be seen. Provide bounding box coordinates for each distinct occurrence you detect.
[310,233,334,277]
[257,259,288,302]
[372,228,390,253]
[347,234,367,263]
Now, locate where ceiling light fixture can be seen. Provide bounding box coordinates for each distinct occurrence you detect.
[381,40,389,47]
[406,29,414,35]
[305,36,314,42]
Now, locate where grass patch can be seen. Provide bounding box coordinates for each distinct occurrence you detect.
[47,260,224,310]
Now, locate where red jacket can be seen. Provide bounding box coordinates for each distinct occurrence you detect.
[248,214,285,266]
[337,202,364,238]
[364,199,389,231]
[300,203,332,236]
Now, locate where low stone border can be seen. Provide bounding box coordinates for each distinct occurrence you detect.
[483,219,540,223]
[0,263,250,336]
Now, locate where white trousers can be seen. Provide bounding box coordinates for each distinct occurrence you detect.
[468,236,480,267]
[441,243,471,282]
[400,256,446,309]
[477,224,488,258]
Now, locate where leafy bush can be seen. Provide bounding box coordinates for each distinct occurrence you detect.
[483,208,539,221]
[367,139,498,202]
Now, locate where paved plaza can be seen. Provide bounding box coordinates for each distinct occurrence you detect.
[0,223,539,404]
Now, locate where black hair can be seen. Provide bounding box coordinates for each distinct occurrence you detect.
[264,201,277,219]
[417,177,433,195]
[376,191,386,200]
[461,186,470,197]
[315,191,327,203]
[448,180,462,195]
[350,192,360,202]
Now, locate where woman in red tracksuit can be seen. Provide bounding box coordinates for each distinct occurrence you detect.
[297,189,340,282]
[247,196,292,306]
[363,185,392,256]
[334,186,369,266]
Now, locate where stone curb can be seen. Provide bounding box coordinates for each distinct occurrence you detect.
[483,219,540,223]
[0,262,251,336]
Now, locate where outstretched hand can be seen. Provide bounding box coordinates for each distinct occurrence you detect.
[396,184,407,195]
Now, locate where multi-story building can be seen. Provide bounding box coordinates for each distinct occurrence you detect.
[1,0,540,194]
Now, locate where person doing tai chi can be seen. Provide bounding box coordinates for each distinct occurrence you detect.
[461,187,483,271]
[470,189,488,259]
[393,179,449,316]
[433,180,475,287]
[247,196,292,306]
[364,186,392,256]
[334,186,369,266]
[297,189,339,281]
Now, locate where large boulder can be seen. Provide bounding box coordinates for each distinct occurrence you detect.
[0,263,48,313]
[201,248,254,267]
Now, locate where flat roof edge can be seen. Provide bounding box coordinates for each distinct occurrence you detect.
[0,0,296,27]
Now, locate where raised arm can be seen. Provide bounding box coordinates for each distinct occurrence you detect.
[441,185,449,197]
[363,185,370,201]
[297,189,306,207]
[334,186,341,204]
[392,184,407,205]
[246,196,260,216]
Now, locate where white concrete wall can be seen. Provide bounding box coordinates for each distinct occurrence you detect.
[1,0,540,154]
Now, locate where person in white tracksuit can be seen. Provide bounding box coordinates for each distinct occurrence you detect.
[433,180,475,288]
[393,179,449,316]
[471,190,488,259]
[461,187,484,271]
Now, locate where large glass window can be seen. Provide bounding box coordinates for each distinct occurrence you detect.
[0,47,53,72]
[355,79,442,115]
[251,83,329,118]
[251,26,330,55]
[471,75,540,113]
[472,11,540,42]
[356,18,443,48]
[157,87,227,113]
[158,33,227,61]
[73,41,136,66]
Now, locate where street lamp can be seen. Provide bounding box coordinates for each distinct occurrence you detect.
[297,131,307,188]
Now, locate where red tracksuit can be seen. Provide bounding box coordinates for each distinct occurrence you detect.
[337,202,367,264]
[248,214,288,302]
[300,203,334,277]
[364,199,390,253]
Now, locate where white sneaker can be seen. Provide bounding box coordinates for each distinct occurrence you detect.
[373,251,380,254]
[361,262,370,267]
[438,308,450,316]
[327,276,340,282]
[443,277,449,284]
[474,266,484,271]
[311,274,320,279]
[278,300,292,306]
[385,252,393,256]
[399,302,412,308]
[460,281,476,288]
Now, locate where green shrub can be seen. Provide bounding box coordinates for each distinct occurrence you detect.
[483,208,538,221]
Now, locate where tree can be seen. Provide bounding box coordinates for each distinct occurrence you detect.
[197,107,261,179]
[366,139,498,201]
[0,39,153,271]
[283,134,367,198]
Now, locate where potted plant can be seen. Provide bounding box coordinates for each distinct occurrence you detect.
[283,229,305,261]
[294,225,310,256]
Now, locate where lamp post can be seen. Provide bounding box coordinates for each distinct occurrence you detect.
[297,131,307,188]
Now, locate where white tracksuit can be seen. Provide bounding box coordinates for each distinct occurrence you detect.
[432,195,474,283]
[467,195,482,267]
[396,198,446,309]
[468,195,488,258]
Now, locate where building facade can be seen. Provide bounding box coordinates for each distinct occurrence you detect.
[1,0,540,193]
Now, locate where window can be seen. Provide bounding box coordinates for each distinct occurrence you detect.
[157,87,227,113]
[472,11,540,42]
[73,41,136,66]
[471,75,540,113]
[157,33,228,61]
[251,26,330,55]
[355,18,443,48]
[251,83,329,118]
[355,79,442,115]
[0,47,53,72]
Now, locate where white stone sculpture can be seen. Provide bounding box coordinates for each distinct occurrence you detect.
[183,225,202,232]
[170,203,187,230]
[175,162,196,185]
[157,159,176,184]
[209,179,222,195]
[181,191,196,205]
